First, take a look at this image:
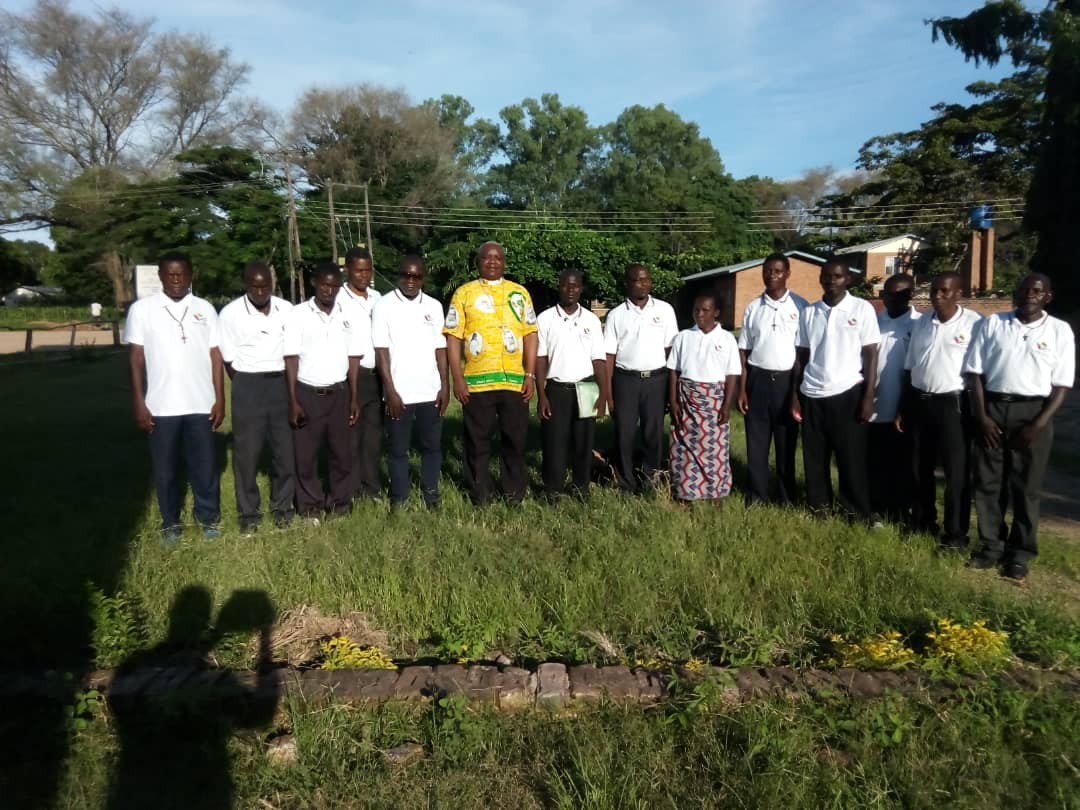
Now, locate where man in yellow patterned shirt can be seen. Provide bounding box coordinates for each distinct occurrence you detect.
[445,241,538,504]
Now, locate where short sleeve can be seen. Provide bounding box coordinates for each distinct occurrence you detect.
[962,317,987,375]
[430,302,447,349]
[736,304,753,350]
[371,302,390,349]
[443,288,466,340]
[724,334,742,375]
[662,304,678,348]
[589,317,606,362]
[348,310,371,358]
[796,309,810,349]
[204,305,220,349]
[1051,323,1076,388]
[521,288,538,335]
[859,303,881,347]
[218,308,238,363]
[122,301,145,345]
[666,334,682,371]
[536,317,549,358]
[282,309,302,357]
[603,310,619,354]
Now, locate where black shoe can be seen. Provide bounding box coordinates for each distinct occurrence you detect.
[967,555,999,570]
[940,536,969,553]
[1001,562,1028,582]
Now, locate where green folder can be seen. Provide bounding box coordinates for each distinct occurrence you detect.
[575,381,601,418]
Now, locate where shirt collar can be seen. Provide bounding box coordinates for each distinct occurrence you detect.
[933,306,964,326]
[393,289,423,304]
[820,292,853,312]
[556,304,581,322]
[242,295,279,316]
[625,296,653,311]
[159,292,192,309]
[761,290,790,309]
[307,297,341,317]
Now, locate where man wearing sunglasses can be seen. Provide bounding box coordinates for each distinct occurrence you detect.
[372,255,449,509]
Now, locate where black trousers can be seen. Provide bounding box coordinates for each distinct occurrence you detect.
[231,372,295,528]
[462,389,529,504]
[908,390,971,542]
[800,384,872,521]
[542,380,596,496]
[973,397,1052,566]
[868,422,914,524]
[744,365,798,505]
[351,369,383,499]
[612,369,667,492]
[385,401,442,507]
[293,382,354,515]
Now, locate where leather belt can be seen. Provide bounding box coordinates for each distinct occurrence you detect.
[300,381,345,396]
[615,367,666,379]
[986,392,1044,403]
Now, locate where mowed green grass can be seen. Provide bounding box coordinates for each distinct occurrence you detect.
[2,351,1078,669]
[3,351,1080,809]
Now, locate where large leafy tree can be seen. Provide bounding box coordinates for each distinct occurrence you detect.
[0,0,259,301]
[51,147,285,301]
[928,0,1078,300]
[484,94,597,210]
[585,104,769,265]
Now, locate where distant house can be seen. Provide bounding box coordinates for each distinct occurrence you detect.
[834,233,928,283]
[678,251,828,330]
[1,285,65,307]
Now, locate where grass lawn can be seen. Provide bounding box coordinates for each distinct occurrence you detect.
[2,351,1078,808]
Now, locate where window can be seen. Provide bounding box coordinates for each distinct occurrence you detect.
[884,256,898,276]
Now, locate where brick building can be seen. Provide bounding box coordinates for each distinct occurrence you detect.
[677,251,828,329]
[835,234,928,288]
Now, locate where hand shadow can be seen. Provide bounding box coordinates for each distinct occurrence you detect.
[106,586,278,810]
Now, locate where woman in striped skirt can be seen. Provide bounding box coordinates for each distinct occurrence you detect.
[667,292,743,502]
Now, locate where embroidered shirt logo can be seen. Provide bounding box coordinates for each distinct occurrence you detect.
[847,318,858,327]
[193,313,206,323]
[953,334,968,345]
[1035,340,1049,351]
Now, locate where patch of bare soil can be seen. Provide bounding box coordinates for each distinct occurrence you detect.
[260,605,390,666]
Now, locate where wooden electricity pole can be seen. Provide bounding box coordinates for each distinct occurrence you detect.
[363,183,376,273]
[328,180,338,264]
[284,160,302,302]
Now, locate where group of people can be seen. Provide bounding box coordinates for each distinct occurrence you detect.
[125,244,1074,581]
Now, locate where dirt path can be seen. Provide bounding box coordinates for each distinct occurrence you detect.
[0,325,117,354]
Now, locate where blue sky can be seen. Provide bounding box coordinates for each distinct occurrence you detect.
[16,0,1011,180]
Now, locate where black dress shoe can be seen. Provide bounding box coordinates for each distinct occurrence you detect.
[1001,562,1028,581]
[967,555,999,570]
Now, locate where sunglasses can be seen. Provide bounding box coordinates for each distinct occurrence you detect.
[399,271,424,280]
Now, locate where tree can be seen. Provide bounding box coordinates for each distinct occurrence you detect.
[822,62,1042,276]
[484,94,597,209]
[51,147,285,301]
[929,0,1079,303]
[586,104,769,263]
[0,0,257,303]
[0,238,55,292]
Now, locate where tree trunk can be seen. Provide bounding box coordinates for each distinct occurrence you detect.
[103,250,132,306]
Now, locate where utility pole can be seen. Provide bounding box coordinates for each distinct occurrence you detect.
[284,159,302,303]
[363,183,376,274]
[328,180,338,264]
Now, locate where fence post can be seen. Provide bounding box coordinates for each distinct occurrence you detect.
[69,324,77,348]
[112,320,120,346]
[24,329,32,353]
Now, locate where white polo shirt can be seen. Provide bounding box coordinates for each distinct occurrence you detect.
[371,290,446,405]
[667,325,742,384]
[603,296,679,372]
[737,290,808,371]
[340,285,381,369]
[123,292,220,416]
[283,298,367,387]
[905,306,982,394]
[871,308,921,423]
[963,310,1076,397]
[537,304,606,383]
[797,292,881,399]
[218,295,293,373]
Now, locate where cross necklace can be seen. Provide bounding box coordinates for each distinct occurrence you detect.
[166,306,189,343]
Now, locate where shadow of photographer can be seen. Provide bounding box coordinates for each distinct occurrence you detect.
[106,585,278,810]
